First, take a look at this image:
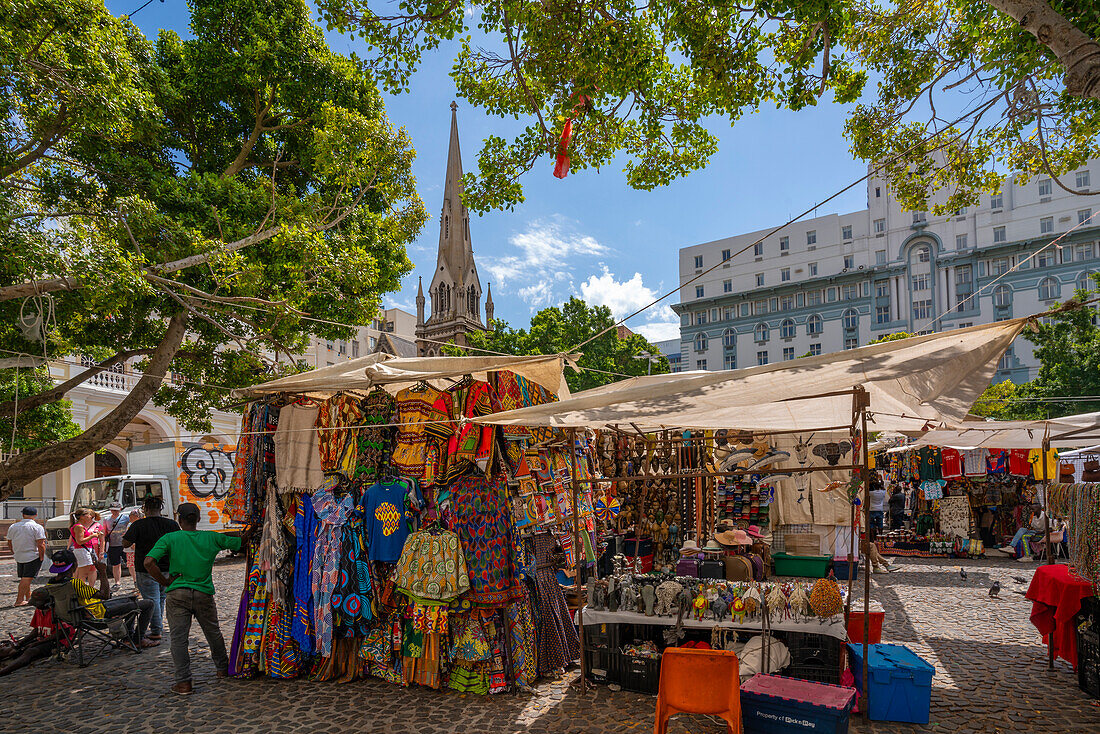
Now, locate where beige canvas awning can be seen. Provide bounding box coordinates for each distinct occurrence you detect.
[232,353,577,399]
[477,319,1029,431]
[911,411,1100,449]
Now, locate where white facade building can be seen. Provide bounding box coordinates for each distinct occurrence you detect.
[674,161,1100,379]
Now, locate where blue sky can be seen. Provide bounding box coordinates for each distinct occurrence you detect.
[111,1,871,342]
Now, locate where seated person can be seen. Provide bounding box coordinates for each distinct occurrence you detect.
[44,549,158,649]
[1005,507,1047,558]
[0,588,73,676]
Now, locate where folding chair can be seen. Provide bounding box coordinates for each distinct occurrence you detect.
[654,647,743,734]
[43,583,141,667]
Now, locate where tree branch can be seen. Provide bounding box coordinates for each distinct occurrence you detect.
[222,88,276,179]
[0,349,156,419]
[0,312,189,498]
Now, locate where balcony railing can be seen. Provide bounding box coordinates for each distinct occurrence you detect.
[86,369,140,393]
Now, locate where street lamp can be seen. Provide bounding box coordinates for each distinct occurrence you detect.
[634,351,660,375]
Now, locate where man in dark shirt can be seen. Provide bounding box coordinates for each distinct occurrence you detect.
[122,495,179,642]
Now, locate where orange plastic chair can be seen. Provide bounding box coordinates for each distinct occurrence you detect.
[654,647,743,734]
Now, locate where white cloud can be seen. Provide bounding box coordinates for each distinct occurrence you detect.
[579,267,681,343]
[487,218,609,309]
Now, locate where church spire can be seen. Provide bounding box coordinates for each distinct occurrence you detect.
[485,281,494,327]
[415,275,425,326]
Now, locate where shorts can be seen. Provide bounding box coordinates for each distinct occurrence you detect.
[73,547,94,568]
[107,546,125,566]
[17,558,42,579]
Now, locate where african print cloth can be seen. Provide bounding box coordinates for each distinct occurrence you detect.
[316,395,362,475]
[310,477,354,657]
[332,490,373,639]
[290,492,317,654]
[506,591,538,686]
[491,370,559,443]
[529,532,579,673]
[392,384,448,480]
[230,402,280,521]
[435,380,495,481]
[241,562,268,653]
[447,476,524,608]
[393,529,469,602]
[263,603,301,679]
[355,390,395,482]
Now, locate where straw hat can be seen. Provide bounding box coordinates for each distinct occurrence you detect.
[715,529,752,546]
[702,539,724,554]
[745,524,767,539]
[679,539,701,555]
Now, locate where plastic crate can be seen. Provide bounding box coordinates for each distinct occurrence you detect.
[741,674,857,733]
[585,647,614,684]
[847,603,885,644]
[1078,623,1100,699]
[584,622,621,651]
[779,633,842,684]
[773,552,831,578]
[613,651,662,694]
[847,643,934,724]
[831,557,860,583]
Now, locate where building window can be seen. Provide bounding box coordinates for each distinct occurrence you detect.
[711,307,719,322]
[369,336,377,348]
[955,264,972,285]
[694,255,703,268]
[993,226,1006,243]
[912,299,933,320]
[723,328,736,347]
[842,225,853,241]
[875,186,881,198]
[844,255,854,270]
[696,359,707,370]
[1076,243,1095,261]
[806,230,817,245]
[780,236,789,252]
[1080,209,1093,225]
[695,333,708,351]
[757,351,769,366]
[1040,216,1054,234]
[874,218,885,234]
[875,280,889,297]
[723,354,736,370]
[990,192,1003,209]
[998,349,1014,372]
[783,346,796,361]
[843,337,857,350]
[876,305,891,324]
[1038,276,1060,301]
[807,314,823,335]
[912,211,927,224]
[808,343,822,356]
[956,234,967,250]
[753,273,763,288]
[806,290,822,306]
[739,303,750,317]
[1078,170,1091,189]
[352,340,360,358]
[989,257,1009,276]
[723,307,734,320]
[326,340,334,350]
[826,286,837,302]
[841,284,857,300]
[809,262,818,277]
[753,299,767,314]
[721,248,731,261]
[1039,178,1052,197]
[843,309,859,329]
[1037,248,1058,268]
[1077,273,1094,293]
[911,273,930,291]
[753,242,763,257]
[695,285,704,298]
[916,246,930,263]
[779,295,793,311]
[993,285,1012,307]
[754,323,769,342]
[338,340,347,355]
[955,207,967,217]
[781,268,791,282]
[875,250,886,266]
[780,319,796,339]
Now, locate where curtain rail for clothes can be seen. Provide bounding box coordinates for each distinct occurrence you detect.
[553,463,865,484]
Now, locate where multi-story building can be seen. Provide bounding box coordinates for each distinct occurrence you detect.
[674,161,1100,380]
[654,338,683,373]
[299,306,417,368]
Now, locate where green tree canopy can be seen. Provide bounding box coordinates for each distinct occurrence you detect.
[458,297,669,392]
[0,0,426,495]
[0,368,80,452]
[314,0,1100,212]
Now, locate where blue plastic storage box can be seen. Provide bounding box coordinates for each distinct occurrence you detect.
[846,643,935,724]
[741,674,857,734]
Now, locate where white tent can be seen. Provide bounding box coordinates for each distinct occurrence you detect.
[231,353,577,399]
[911,411,1100,449]
[478,319,1028,432]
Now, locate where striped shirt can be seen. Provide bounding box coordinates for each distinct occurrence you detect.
[71,579,105,618]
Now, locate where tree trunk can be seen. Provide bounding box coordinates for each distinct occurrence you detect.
[0,312,188,499]
[985,0,1100,99]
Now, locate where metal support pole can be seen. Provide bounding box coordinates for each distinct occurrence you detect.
[568,427,588,692]
[1041,434,1055,671]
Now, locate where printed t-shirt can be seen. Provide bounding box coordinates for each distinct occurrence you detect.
[123,516,181,573]
[365,480,416,562]
[146,530,241,595]
[1008,449,1031,477]
[1029,449,1058,480]
[917,447,942,481]
[940,449,963,479]
[961,448,988,477]
[986,449,1007,474]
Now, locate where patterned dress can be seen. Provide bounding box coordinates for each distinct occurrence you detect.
[355,390,395,482]
[310,478,355,657]
[529,532,579,674]
[392,385,448,480]
[447,476,524,608]
[290,493,317,654]
[332,490,373,639]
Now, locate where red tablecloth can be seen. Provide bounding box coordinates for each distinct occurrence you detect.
[1025,563,1094,668]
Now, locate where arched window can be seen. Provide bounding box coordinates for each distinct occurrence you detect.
[993,285,1012,307]
[807,314,823,335]
[780,319,796,339]
[843,309,859,329]
[1038,277,1060,301]
[915,246,930,263]
[445,214,450,239]
[1077,272,1094,294]
[468,285,477,315]
[695,332,708,351]
[754,323,769,342]
[723,328,736,347]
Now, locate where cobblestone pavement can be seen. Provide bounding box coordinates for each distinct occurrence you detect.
[0,556,1096,733]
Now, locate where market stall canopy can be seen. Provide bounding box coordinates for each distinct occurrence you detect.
[477,319,1028,431]
[911,411,1100,449]
[232,353,577,399]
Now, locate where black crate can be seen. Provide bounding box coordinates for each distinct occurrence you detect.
[584,622,621,651]
[1078,624,1100,699]
[778,632,842,685]
[613,651,662,695]
[585,647,615,684]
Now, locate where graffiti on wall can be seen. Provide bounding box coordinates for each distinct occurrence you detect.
[178,442,237,527]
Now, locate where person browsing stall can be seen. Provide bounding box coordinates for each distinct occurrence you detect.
[6,507,46,606]
[123,495,179,644]
[143,502,246,695]
[104,503,131,591]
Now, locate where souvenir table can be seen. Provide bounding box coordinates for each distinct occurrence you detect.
[579,606,847,640]
[1026,563,1095,668]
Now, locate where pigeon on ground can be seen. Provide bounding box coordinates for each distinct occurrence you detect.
[989,581,1001,598]
[1012,576,1027,584]
[959,567,968,580]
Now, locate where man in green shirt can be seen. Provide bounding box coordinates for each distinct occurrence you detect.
[144,503,243,695]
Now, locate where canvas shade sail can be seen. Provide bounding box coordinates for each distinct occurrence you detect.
[477,319,1028,432]
[912,411,1100,449]
[232,353,576,399]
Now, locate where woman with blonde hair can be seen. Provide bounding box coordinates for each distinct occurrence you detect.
[69,508,104,585]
